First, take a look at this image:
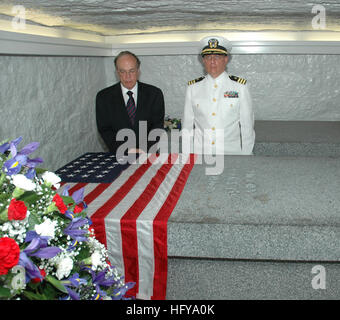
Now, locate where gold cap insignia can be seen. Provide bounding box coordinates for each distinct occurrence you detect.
[208,38,219,49]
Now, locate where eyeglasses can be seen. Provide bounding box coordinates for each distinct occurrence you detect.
[117,69,138,75]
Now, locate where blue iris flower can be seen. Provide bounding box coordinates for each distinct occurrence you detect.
[18,231,61,283]
[62,185,88,211]
[82,266,135,300]
[63,217,89,242]
[2,137,43,176]
[18,252,43,283]
[64,273,87,287]
[112,282,136,300]
[24,231,61,259]
[0,137,22,154]
[60,273,88,300]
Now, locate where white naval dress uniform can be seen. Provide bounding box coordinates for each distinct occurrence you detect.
[182,71,255,155]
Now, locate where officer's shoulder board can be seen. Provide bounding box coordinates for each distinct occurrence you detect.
[229,75,247,85]
[188,76,205,86]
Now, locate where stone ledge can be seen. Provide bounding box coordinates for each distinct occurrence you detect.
[166,258,340,299]
[254,142,340,157]
[167,222,340,261]
[254,120,340,143]
[166,121,340,157]
[254,121,340,157]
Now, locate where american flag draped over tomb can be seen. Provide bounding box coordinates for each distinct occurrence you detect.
[55,152,196,299]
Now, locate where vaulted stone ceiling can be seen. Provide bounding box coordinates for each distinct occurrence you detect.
[0,0,340,36]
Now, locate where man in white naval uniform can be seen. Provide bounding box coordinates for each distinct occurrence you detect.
[182,36,255,155]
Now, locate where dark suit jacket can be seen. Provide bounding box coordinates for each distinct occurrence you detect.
[96,81,165,154]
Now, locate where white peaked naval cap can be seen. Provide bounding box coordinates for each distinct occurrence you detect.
[200,36,232,56]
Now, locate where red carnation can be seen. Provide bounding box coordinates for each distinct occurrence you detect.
[32,268,46,283]
[73,205,83,214]
[8,198,27,221]
[52,194,68,214]
[0,237,20,275]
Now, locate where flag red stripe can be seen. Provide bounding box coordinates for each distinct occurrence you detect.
[121,153,178,297]
[90,154,157,247]
[151,153,197,300]
[83,183,112,205]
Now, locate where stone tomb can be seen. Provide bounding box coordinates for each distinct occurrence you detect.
[166,121,340,299]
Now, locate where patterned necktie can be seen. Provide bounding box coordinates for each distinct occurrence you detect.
[126,91,136,126]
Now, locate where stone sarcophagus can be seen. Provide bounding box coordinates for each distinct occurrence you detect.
[166,121,340,299]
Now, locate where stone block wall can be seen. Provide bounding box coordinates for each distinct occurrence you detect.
[1,53,340,170]
[0,56,107,171]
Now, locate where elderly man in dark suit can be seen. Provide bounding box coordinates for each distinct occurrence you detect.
[96,51,165,156]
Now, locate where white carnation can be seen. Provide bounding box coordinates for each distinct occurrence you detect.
[12,174,36,191]
[91,251,102,269]
[42,171,61,189]
[34,218,57,238]
[56,256,74,280]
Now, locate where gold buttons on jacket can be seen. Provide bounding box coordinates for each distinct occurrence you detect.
[212,127,215,131]
[212,141,215,145]
[214,84,218,88]
[212,112,216,116]
[213,98,216,102]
